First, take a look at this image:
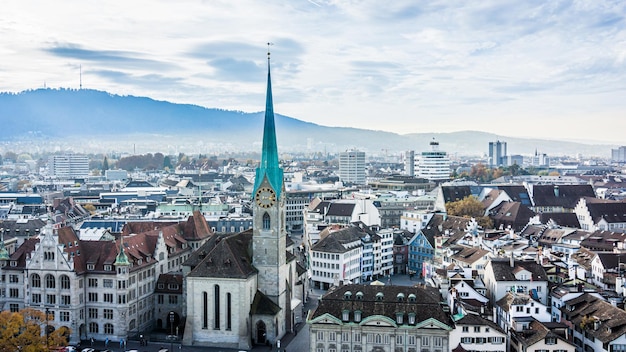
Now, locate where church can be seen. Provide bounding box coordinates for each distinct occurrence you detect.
[181,52,300,350]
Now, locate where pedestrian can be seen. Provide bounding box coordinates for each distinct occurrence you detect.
[119,339,123,349]
[105,337,109,347]
[90,337,94,347]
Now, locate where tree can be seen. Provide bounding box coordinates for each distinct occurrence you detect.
[445,195,493,229]
[102,156,109,173]
[0,308,69,352]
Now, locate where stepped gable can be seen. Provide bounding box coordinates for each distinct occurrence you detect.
[563,293,626,344]
[586,200,626,224]
[182,210,213,241]
[187,230,256,279]
[310,284,454,327]
[531,184,595,208]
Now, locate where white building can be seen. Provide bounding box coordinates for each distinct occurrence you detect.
[310,226,363,290]
[338,149,366,185]
[48,154,90,179]
[415,139,450,181]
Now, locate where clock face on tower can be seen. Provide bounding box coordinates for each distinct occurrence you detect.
[255,187,276,208]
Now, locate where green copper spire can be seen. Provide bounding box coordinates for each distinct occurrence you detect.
[253,45,283,198]
[114,236,130,266]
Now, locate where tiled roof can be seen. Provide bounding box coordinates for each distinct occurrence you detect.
[587,201,626,224]
[538,212,581,228]
[186,230,257,279]
[531,184,595,208]
[563,293,626,343]
[312,227,364,253]
[489,201,535,231]
[581,230,626,251]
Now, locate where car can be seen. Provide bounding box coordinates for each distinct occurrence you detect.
[81,349,94,352]
[158,349,168,352]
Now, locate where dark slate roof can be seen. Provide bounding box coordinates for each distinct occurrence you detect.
[531,184,595,208]
[442,186,473,203]
[481,189,504,209]
[562,293,626,344]
[186,230,257,279]
[496,185,532,206]
[539,212,581,228]
[489,259,548,282]
[581,230,626,251]
[489,201,536,232]
[312,227,364,253]
[450,246,490,265]
[587,201,626,224]
[455,312,504,333]
[310,284,454,328]
[0,218,46,238]
[312,201,356,217]
[251,290,281,315]
[596,252,626,270]
[155,273,183,294]
[421,214,471,247]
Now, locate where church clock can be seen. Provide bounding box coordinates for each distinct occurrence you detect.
[255,187,276,208]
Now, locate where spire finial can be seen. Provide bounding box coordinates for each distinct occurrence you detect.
[267,42,273,61]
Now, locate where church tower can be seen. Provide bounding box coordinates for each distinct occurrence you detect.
[252,49,289,314]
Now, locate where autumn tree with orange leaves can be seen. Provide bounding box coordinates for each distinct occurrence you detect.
[0,308,69,352]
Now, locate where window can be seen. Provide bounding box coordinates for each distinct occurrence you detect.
[408,336,415,345]
[158,295,164,304]
[375,334,382,344]
[202,292,208,329]
[45,274,55,289]
[462,326,469,332]
[461,337,472,343]
[60,311,70,322]
[9,304,19,312]
[89,308,98,319]
[88,292,98,302]
[46,294,55,305]
[474,326,480,333]
[104,293,113,303]
[88,278,98,287]
[169,295,178,304]
[396,335,403,344]
[32,293,41,304]
[354,332,361,343]
[104,309,113,320]
[226,292,232,331]
[31,274,41,287]
[545,337,557,345]
[317,331,324,341]
[421,336,429,346]
[434,336,443,347]
[89,322,99,333]
[214,285,220,330]
[61,295,71,306]
[104,323,114,335]
[103,279,113,288]
[60,275,70,289]
[263,213,271,230]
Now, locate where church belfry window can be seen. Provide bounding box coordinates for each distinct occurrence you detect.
[262,212,271,230]
[214,285,220,330]
[202,291,208,329]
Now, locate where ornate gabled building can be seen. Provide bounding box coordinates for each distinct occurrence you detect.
[308,284,454,352]
[0,211,201,345]
[181,52,299,350]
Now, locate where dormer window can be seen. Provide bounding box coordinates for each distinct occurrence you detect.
[545,337,556,345]
[104,265,112,271]
[87,264,95,270]
[397,293,405,302]
[408,313,416,325]
[168,284,179,290]
[396,312,404,324]
[342,310,350,321]
[354,310,362,322]
[376,292,384,301]
[408,294,416,302]
[356,292,363,300]
[344,291,352,300]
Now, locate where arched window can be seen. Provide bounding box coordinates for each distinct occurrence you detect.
[104,323,114,334]
[45,274,55,289]
[89,322,99,333]
[60,275,70,290]
[262,213,271,230]
[375,334,382,344]
[226,293,232,331]
[31,274,41,288]
[214,285,220,330]
[202,291,208,329]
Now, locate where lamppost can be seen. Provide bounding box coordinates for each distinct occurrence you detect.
[45,307,50,351]
[169,311,175,352]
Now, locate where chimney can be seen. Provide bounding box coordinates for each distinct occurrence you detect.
[554,185,559,198]
[510,252,514,268]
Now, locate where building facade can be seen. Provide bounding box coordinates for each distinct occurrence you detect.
[338,150,366,185]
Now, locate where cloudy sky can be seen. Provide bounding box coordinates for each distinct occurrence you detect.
[2,1,625,144]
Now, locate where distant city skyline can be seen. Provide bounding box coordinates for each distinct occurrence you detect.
[2,1,626,144]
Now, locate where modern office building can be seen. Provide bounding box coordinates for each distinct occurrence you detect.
[48,154,90,179]
[612,146,626,163]
[488,141,508,168]
[338,150,366,185]
[416,139,450,182]
[404,150,415,176]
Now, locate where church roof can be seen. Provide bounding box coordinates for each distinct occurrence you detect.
[186,230,257,279]
[251,290,281,316]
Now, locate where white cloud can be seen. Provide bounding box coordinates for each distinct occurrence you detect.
[1,0,625,144]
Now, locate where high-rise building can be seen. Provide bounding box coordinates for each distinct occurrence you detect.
[488,140,508,168]
[48,154,89,179]
[416,139,450,181]
[404,150,415,176]
[339,149,366,185]
[612,146,626,163]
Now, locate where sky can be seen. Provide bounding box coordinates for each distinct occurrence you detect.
[2,0,626,144]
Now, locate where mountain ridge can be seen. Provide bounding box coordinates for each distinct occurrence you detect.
[0,88,616,157]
